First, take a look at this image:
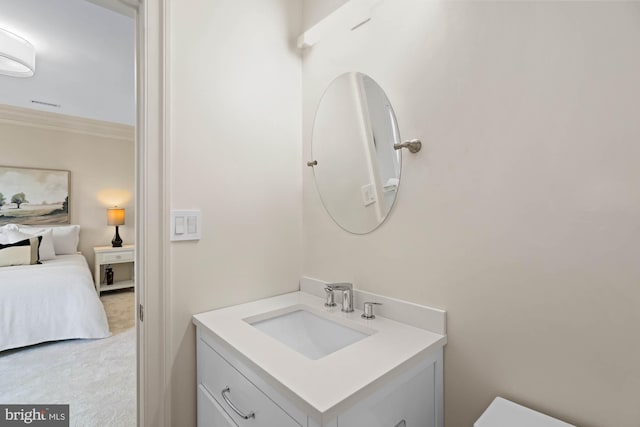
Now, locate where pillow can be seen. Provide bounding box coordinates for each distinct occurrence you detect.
[10,228,56,260]
[0,224,19,242]
[18,225,80,255]
[51,225,80,254]
[0,237,41,267]
[0,230,9,245]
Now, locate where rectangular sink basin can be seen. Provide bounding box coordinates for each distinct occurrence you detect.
[245,306,372,360]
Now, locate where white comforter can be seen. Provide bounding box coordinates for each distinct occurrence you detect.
[0,254,111,351]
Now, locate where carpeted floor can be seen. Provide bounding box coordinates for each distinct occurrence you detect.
[101,289,136,335]
[0,290,136,427]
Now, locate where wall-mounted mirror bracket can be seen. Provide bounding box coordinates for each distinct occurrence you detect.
[393,139,422,154]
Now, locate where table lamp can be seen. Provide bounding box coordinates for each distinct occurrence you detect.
[107,207,125,247]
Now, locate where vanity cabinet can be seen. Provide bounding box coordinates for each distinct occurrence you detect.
[196,326,443,427]
[197,335,302,427]
[335,362,436,427]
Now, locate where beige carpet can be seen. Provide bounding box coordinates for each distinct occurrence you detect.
[101,289,136,335]
[0,289,137,426]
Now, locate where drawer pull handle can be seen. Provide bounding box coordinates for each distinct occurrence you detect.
[221,386,255,420]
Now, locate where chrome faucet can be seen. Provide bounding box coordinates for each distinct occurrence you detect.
[325,283,354,313]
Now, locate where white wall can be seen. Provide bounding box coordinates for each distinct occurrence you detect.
[0,112,135,269]
[302,0,348,30]
[301,2,640,427]
[168,0,302,425]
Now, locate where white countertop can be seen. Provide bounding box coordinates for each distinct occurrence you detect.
[192,290,447,421]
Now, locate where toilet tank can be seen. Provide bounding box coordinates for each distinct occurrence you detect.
[475,397,575,427]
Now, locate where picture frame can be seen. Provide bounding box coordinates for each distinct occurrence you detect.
[0,166,70,225]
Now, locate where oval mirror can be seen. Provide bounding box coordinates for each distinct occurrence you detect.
[311,72,402,234]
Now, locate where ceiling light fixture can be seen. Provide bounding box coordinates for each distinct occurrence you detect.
[0,28,36,78]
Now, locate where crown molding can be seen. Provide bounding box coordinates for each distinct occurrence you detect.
[85,0,136,18]
[0,104,134,142]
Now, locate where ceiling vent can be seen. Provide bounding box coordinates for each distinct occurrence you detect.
[31,100,61,108]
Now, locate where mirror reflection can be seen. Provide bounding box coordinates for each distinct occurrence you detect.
[311,72,401,234]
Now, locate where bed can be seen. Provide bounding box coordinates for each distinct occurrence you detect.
[0,254,111,352]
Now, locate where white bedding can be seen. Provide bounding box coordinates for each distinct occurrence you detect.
[0,254,110,352]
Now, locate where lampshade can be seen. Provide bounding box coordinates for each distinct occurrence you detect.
[0,28,35,78]
[107,207,125,226]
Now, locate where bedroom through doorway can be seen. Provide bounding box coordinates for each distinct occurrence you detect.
[0,0,138,425]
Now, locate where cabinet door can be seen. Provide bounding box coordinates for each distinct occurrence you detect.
[337,364,435,427]
[198,384,238,427]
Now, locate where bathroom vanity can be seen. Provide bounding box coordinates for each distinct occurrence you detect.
[194,70,445,426]
[193,279,446,427]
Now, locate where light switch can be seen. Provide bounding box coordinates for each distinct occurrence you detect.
[175,216,185,234]
[170,210,202,241]
[361,183,376,207]
[187,216,197,234]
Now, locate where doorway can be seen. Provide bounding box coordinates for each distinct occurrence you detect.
[0,0,142,424]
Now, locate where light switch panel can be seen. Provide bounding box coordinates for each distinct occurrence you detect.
[170,210,201,241]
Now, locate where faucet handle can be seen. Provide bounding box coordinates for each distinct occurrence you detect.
[324,287,336,307]
[326,282,352,290]
[361,302,382,319]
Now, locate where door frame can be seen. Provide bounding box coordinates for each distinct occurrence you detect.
[133,0,170,426]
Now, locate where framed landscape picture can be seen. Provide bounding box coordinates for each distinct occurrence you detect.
[0,166,70,225]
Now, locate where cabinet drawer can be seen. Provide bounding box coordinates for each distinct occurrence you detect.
[198,339,301,427]
[198,384,238,427]
[338,363,435,427]
[98,251,133,263]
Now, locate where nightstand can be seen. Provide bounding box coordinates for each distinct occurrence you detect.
[93,245,135,296]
